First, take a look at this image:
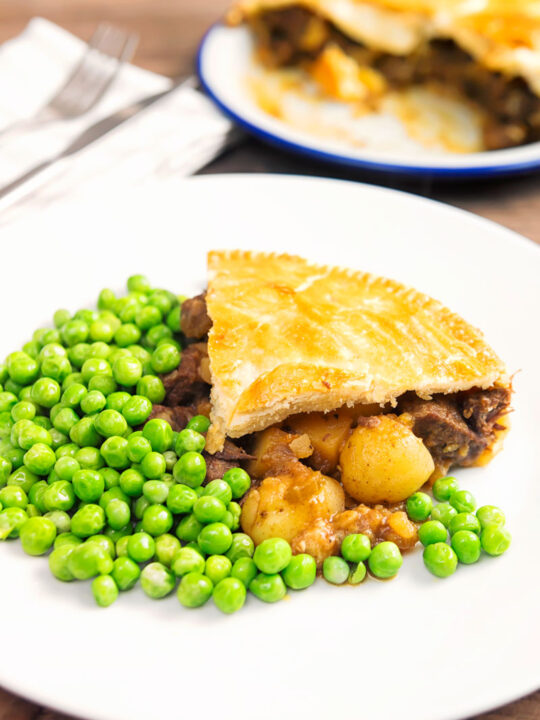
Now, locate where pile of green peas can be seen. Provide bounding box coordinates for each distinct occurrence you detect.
[0,275,512,610]
[405,476,511,578]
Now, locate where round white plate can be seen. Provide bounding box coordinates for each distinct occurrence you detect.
[198,24,540,178]
[1,175,539,720]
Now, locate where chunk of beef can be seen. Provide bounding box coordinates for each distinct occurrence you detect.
[461,386,511,436]
[399,387,511,468]
[203,441,253,481]
[148,404,194,431]
[162,343,209,407]
[181,293,212,339]
[399,395,486,466]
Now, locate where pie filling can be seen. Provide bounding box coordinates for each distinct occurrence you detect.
[246,6,540,150]
[149,292,511,564]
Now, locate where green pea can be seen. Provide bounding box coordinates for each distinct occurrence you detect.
[142,480,169,504]
[61,320,89,347]
[71,504,105,537]
[148,290,174,315]
[368,542,403,579]
[423,542,458,578]
[22,341,41,359]
[114,323,141,348]
[177,572,213,608]
[49,545,76,581]
[134,495,150,520]
[193,496,227,524]
[140,451,166,479]
[43,481,75,512]
[28,481,48,512]
[476,505,506,529]
[418,520,447,546]
[6,352,39,385]
[4,446,24,469]
[430,502,458,528]
[322,556,349,585]
[198,522,232,555]
[116,535,130,557]
[53,408,79,436]
[0,455,12,485]
[481,526,511,556]
[91,575,119,607]
[171,547,204,577]
[4,379,23,397]
[80,390,106,415]
[127,274,151,294]
[111,556,141,590]
[450,490,476,514]
[173,452,206,488]
[88,374,117,396]
[23,443,56,476]
[205,555,232,585]
[142,419,173,453]
[53,309,71,328]
[184,415,209,435]
[136,375,165,404]
[448,512,481,536]
[166,306,181,333]
[94,409,127,439]
[70,417,100,448]
[136,305,162,330]
[154,533,181,567]
[451,530,481,564]
[43,510,71,534]
[140,562,176,599]
[122,395,152,426]
[7,466,38,493]
[174,429,205,457]
[112,356,142,388]
[203,479,233,506]
[86,534,116,559]
[406,492,433,522]
[71,469,104,503]
[249,572,286,603]
[340,533,371,562]
[142,504,173,536]
[54,532,82,550]
[119,468,145,497]
[68,343,90,368]
[222,467,251,499]
[282,554,317,590]
[0,392,18,414]
[0,485,28,509]
[127,434,152,463]
[176,514,204,543]
[67,542,113,580]
[75,447,103,471]
[211,576,245,614]
[41,356,72,383]
[432,476,458,502]
[100,436,129,469]
[230,557,257,587]
[97,288,116,311]
[18,516,56,555]
[145,324,173,348]
[226,533,254,564]
[127,532,155,563]
[31,378,61,408]
[253,537,292,574]
[100,467,120,490]
[166,484,197,515]
[62,383,87,408]
[0,507,28,538]
[349,562,367,585]
[11,401,36,422]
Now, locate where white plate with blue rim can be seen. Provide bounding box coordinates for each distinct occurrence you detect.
[0,174,539,720]
[197,23,540,179]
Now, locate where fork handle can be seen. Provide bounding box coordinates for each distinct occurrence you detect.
[0,109,59,141]
[0,159,54,202]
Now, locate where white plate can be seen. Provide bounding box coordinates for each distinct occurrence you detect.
[1,175,539,720]
[198,24,540,178]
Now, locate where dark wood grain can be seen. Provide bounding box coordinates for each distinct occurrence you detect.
[0,1,538,718]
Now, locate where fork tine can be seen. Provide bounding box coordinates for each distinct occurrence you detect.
[49,26,138,116]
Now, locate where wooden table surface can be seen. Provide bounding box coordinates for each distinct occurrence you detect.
[1,1,538,719]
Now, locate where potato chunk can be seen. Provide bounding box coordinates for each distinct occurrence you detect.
[339,415,434,503]
[247,427,312,479]
[241,464,345,545]
[286,409,353,474]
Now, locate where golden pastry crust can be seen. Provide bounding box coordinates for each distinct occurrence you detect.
[205,250,507,452]
[228,0,540,95]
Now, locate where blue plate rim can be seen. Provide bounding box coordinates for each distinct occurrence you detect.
[197,23,540,179]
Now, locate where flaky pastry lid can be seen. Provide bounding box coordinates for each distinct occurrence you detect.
[205,250,508,452]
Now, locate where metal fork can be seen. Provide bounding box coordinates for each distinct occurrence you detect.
[0,23,138,138]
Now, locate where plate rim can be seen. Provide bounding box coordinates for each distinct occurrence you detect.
[197,23,540,179]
